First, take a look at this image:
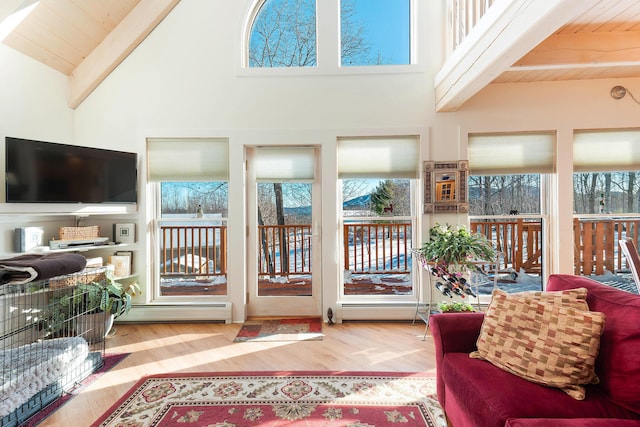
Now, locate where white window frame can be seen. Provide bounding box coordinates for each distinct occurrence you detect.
[239,0,421,76]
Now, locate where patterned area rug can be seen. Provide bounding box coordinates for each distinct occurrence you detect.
[91,371,446,427]
[234,318,323,342]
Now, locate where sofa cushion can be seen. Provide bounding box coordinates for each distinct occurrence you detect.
[547,274,640,413]
[442,352,640,427]
[470,288,605,399]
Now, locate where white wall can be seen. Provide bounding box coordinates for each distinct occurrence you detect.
[0,44,76,252]
[3,0,640,321]
[0,45,74,198]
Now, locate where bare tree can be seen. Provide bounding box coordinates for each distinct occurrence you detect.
[249,0,371,67]
[249,0,317,67]
[340,0,372,65]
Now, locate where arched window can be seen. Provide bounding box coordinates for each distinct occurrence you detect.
[248,0,317,68]
[247,0,412,69]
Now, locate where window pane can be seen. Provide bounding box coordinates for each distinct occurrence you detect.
[340,0,410,66]
[161,182,228,217]
[573,172,640,214]
[343,179,411,216]
[342,178,413,296]
[249,0,316,67]
[158,182,228,297]
[468,174,543,294]
[468,174,541,215]
[257,182,313,296]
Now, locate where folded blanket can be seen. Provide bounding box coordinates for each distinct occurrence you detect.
[0,253,87,285]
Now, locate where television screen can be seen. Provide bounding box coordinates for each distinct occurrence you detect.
[5,137,137,204]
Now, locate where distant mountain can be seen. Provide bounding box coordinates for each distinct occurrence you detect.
[284,205,312,216]
[343,194,371,210]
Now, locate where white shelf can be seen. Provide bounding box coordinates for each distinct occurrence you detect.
[0,243,139,259]
[33,242,137,254]
[0,203,137,216]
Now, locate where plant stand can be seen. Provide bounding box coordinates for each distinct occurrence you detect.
[412,250,500,340]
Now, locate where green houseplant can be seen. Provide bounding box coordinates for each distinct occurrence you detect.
[49,276,140,341]
[438,301,475,313]
[418,223,497,273]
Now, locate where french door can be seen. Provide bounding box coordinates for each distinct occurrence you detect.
[246,146,321,317]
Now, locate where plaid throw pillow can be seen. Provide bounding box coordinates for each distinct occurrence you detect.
[470,288,605,400]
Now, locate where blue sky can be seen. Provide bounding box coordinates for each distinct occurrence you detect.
[350,0,410,65]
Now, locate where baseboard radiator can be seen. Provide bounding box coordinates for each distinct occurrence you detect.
[335,302,417,323]
[117,302,233,324]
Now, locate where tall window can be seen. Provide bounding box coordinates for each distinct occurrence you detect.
[249,0,317,67]
[340,0,411,66]
[338,136,419,298]
[573,129,640,283]
[147,138,229,298]
[468,132,555,291]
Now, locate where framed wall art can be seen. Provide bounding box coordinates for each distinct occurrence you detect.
[423,160,469,214]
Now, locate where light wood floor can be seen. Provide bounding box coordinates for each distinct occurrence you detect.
[39,321,436,426]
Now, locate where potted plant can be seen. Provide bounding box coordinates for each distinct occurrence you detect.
[418,223,497,298]
[438,301,475,313]
[49,276,140,342]
[419,223,497,271]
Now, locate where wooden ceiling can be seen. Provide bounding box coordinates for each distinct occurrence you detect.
[495,0,640,84]
[2,0,141,75]
[1,1,639,110]
[0,0,179,108]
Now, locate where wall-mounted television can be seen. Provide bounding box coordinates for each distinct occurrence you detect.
[5,137,137,204]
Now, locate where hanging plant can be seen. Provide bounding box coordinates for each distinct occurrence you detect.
[418,223,497,273]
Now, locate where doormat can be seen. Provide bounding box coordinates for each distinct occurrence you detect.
[234,317,323,342]
[90,371,446,427]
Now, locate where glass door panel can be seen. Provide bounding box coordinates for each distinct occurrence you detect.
[257,182,312,297]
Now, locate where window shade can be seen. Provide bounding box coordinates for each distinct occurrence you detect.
[469,132,555,175]
[147,138,229,182]
[337,136,419,179]
[254,147,315,182]
[574,129,640,172]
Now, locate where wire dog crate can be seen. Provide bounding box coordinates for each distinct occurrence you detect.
[0,267,108,426]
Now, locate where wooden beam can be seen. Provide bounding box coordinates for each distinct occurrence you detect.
[68,0,180,109]
[514,31,640,66]
[434,0,601,112]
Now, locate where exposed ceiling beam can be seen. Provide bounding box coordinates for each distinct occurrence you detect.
[68,0,180,109]
[434,0,601,112]
[513,31,640,66]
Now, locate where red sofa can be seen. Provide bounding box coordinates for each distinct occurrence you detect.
[430,274,640,427]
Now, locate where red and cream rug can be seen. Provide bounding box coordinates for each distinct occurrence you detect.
[91,371,446,427]
[234,318,323,342]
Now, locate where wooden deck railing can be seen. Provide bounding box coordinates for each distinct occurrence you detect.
[160,224,227,278]
[343,222,412,274]
[573,217,640,276]
[258,225,312,278]
[158,217,640,282]
[470,218,543,274]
